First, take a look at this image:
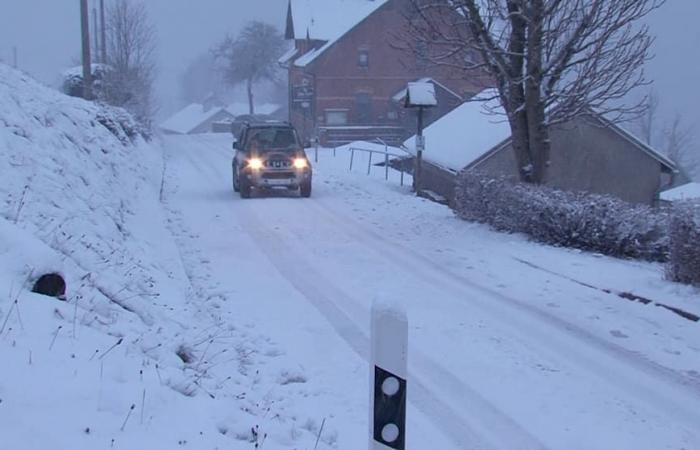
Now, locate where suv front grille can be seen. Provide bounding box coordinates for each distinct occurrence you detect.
[262,171,295,179]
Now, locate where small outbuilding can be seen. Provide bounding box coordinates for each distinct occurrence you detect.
[160,103,235,135]
[404,89,679,206]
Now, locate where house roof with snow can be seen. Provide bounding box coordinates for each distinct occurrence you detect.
[160,104,232,135]
[225,103,282,118]
[404,88,511,171]
[285,0,389,67]
[404,88,677,174]
[660,182,700,202]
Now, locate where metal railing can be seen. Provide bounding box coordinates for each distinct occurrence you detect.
[345,138,413,186]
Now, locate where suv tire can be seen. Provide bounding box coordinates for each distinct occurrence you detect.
[232,167,240,192]
[240,178,252,199]
[300,180,312,198]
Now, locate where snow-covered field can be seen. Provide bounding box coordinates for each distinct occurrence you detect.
[2,65,700,449]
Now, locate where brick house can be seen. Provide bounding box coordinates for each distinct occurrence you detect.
[280,0,489,145]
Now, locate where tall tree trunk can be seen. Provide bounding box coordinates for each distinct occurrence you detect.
[506,0,535,183]
[247,77,255,115]
[525,0,549,184]
[80,0,93,100]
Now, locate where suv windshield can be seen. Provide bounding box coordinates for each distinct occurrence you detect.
[245,127,299,153]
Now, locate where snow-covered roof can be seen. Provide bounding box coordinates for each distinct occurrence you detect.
[660,182,700,202]
[225,103,281,117]
[405,82,438,107]
[404,88,511,171]
[160,104,227,135]
[278,47,299,65]
[288,0,388,67]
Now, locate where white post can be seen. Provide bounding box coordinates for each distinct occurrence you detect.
[370,300,408,450]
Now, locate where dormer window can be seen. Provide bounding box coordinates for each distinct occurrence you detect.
[358,49,369,68]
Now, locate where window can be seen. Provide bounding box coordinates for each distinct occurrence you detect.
[358,49,369,68]
[325,109,349,126]
[416,40,428,68]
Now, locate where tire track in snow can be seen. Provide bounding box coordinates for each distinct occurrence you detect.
[304,196,700,427]
[183,138,700,445]
[237,203,548,450]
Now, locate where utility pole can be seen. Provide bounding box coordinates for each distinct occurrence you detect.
[92,6,99,63]
[100,0,107,64]
[80,0,93,99]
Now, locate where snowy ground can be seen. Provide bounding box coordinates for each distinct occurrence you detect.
[2,64,700,449]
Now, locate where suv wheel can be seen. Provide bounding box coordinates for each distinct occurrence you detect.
[240,179,252,199]
[232,167,240,192]
[300,181,312,198]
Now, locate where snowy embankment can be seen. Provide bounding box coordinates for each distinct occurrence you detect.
[0,65,303,449]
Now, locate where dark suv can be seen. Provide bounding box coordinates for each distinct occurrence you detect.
[232,122,312,198]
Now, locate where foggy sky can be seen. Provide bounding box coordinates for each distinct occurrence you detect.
[0,0,698,128]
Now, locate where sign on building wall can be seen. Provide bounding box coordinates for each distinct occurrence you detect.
[292,77,314,112]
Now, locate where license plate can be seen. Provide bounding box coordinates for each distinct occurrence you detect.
[265,178,292,185]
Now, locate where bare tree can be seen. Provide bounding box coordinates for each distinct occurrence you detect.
[406,0,665,183]
[179,52,227,105]
[664,113,695,168]
[637,89,660,146]
[635,89,696,175]
[213,21,285,115]
[102,0,157,128]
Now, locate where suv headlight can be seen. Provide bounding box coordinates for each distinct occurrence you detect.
[293,158,308,169]
[247,158,264,170]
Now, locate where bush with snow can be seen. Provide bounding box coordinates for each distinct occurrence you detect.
[667,201,700,286]
[454,170,670,262]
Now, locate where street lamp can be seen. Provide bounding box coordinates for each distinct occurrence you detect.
[404,81,437,195]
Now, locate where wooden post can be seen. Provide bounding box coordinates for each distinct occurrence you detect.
[414,107,425,195]
[80,0,93,99]
[12,46,18,69]
[92,7,99,62]
[100,0,107,64]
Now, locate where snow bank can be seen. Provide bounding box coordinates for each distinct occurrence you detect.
[0,64,217,447]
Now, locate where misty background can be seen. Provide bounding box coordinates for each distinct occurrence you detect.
[0,0,697,132]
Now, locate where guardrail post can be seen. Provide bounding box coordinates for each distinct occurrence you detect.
[384,151,389,181]
[370,300,407,450]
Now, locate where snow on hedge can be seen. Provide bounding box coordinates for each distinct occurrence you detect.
[454,170,670,262]
[667,200,700,286]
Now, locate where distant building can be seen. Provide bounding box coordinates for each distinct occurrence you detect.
[404,89,679,206]
[159,102,235,135]
[281,0,489,146]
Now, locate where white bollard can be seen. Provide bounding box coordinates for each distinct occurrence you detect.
[370,300,408,450]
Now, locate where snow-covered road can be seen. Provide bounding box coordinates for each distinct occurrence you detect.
[163,134,700,449]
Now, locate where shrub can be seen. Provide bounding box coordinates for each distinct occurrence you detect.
[667,201,700,285]
[95,105,150,144]
[454,170,670,261]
